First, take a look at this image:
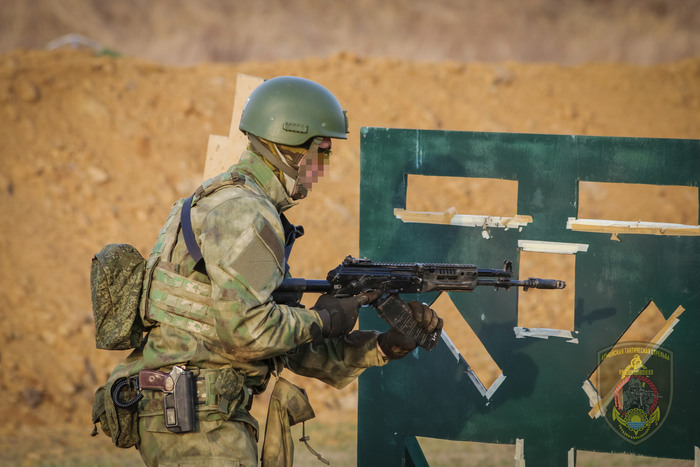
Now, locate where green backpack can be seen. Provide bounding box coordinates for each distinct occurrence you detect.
[90,243,148,350]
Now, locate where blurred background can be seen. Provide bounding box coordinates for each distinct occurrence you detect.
[2,0,699,65]
[0,1,698,465]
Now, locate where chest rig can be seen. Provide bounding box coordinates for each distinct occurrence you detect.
[139,169,304,338]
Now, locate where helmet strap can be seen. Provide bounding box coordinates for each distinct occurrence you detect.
[304,137,322,162]
[248,135,299,180]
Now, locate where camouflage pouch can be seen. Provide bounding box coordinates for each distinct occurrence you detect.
[261,377,319,467]
[91,386,110,438]
[90,243,147,350]
[91,376,141,448]
[215,367,247,420]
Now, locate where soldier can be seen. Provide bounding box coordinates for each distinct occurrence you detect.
[101,76,442,466]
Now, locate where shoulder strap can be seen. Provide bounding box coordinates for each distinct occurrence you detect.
[179,170,246,276]
[179,171,304,278]
[180,193,207,275]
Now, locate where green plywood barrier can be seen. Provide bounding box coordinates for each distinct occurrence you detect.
[357,127,699,466]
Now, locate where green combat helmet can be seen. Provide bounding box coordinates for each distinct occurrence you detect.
[239,76,349,146]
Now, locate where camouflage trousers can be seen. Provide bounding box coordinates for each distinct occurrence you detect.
[136,377,316,466]
[138,413,258,467]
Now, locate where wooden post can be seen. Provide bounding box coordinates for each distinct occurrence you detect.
[202,74,264,180]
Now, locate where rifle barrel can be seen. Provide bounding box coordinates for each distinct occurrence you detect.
[477,278,566,290]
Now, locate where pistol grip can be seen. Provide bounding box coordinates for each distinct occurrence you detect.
[138,370,171,390]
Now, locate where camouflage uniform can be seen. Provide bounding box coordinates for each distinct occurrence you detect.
[107,149,388,466]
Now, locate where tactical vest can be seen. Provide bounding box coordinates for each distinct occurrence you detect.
[139,170,247,339]
[139,168,303,339]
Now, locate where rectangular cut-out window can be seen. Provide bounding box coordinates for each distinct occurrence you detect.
[406,175,518,216]
[395,175,532,228]
[571,182,700,237]
[416,437,516,466]
[577,450,692,466]
[431,292,503,396]
[517,250,576,334]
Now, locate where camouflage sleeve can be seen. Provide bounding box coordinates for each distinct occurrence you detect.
[284,330,390,389]
[198,192,322,361]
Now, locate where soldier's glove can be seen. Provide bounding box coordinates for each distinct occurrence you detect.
[378,301,443,360]
[310,290,381,344]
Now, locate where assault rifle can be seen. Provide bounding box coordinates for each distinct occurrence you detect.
[274,256,565,351]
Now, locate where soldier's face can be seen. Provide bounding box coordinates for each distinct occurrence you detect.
[299,137,332,189]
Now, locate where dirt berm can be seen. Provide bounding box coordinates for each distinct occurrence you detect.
[0,48,698,464]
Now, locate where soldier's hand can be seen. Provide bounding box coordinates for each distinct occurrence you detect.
[311,290,381,342]
[408,300,443,335]
[378,327,417,360]
[378,301,443,360]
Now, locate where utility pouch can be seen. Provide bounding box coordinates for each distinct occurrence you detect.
[261,377,324,467]
[91,385,110,437]
[215,367,247,420]
[90,243,148,350]
[91,376,141,448]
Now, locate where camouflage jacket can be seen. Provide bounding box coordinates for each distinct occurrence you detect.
[111,151,387,401]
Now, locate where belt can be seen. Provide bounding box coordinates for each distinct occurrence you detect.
[137,367,253,419]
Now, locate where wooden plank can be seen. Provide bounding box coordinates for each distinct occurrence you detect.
[202,74,264,180]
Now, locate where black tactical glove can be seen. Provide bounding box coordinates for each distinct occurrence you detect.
[378,300,443,360]
[310,290,381,343]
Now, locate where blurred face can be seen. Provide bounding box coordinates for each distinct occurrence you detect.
[298,137,332,190]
